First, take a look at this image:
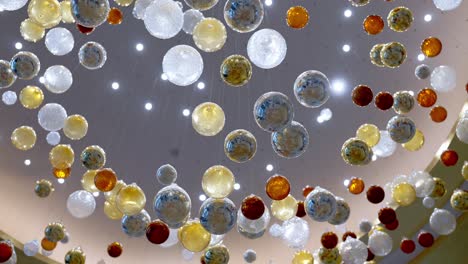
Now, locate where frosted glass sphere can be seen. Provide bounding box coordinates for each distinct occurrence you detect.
[431,65,456,93]
[67,190,96,218]
[372,130,397,158]
[193,18,227,52]
[368,230,392,256]
[243,249,256,263]
[116,183,146,216]
[24,240,40,257]
[247,29,287,69]
[71,0,110,27]
[162,45,204,86]
[44,65,73,94]
[133,0,153,19]
[237,206,270,239]
[433,0,463,11]
[339,238,367,264]
[202,165,234,198]
[359,219,372,233]
[2,91,17,105]
[280,217,310,249]
[28,0,62,29]
[183,9,204,34]
[78,42,107,70]
[271,195,298,221]
[144,0,183,39]
[430,208,456,235]
[456,118,468,143]
[20,18,45,42]
[192,102,225,136]
[46,132,61,145]
[0,0,28,11]
[122,210,151,237]
[408,171,435,198]
[269,223,283,238]
[415,64,431,80]
[38,103,68,131]
[423,197,435,208]
[45,28,74,56]
[157,164,178,185]
[0,60,16,88]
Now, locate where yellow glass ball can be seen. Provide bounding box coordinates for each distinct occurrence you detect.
[450,189,468,211]
[81,170,99,193]
[356,124,380,147]
[430,177,447,199]
[49,144,75,170]
[104,180,126,203]
[271,194,298,221]
[104,201,124,220]
[20,18,45,42]
[115,183,146,216]
[28,0,62,29]
[292,250,314,264]
[11,126,37,151]
[462,162,468,181]
[193,18,227,52]
[402,129,424,151]
[192,102,225,136]
[19,85,44,109]
[392,182,416,206]
[202,165,235,198]
[60,1,75,23]
[178,220,211,252]
[115,0,134,7]
[63,115,88,140]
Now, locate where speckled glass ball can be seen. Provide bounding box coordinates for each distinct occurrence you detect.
[430,106,447,123]
[266,175,290,200]
[271,121,309,159]
[204,245,230,264]
[400,239,415,254]
[328,197,350,225]
[241,195,265,220]
[352,85,373,107]
[224,129,256,163]
[305,187,337,222]
[156,164,177,185]
[367,185,385,204]
[286,6,309,29]
[441,150,458,166]
[430,177,447,199]
[375,92,394,111]
[418,232,434,247]
[318,247,342,264]
[78,41,107,70]
[380,42,407,68]
[224,0,264,33]
[44,222,65,243]
[200,197,237,235]
[321,232,339,249]
[393,91,414,114]
[0,60,16,88]
[80,145,106,170]
[387,6,413,32]
[94,168,117,192]
[253,92,294,132]
[341,138,373,166]
[121,210,151,237]
[71,0,110,28]
[35,179,54,198]
[220,55,252,87]
[415,64,431,80]
[243,249,257,263]
[193,18,227,52]
[378,207,396,225]
[146,220,170,244]
[65,247,86,264]
[363,15,384,35]
[386,115,416,143]
[421,37,442,58]
[107,242,123,258]
[450,189,468,211]
[369,44,385,67]
[10,51,41,80]
[293,70,330,108]
[417,88,437,107]
[184,0,219,11]
[154,184,192,229]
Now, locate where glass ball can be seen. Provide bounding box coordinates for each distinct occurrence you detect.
[49,144,74,169]
[304,187,337,222]
[200,197,237,234]
[356,124,380,147]
[237,205,270,239]
[378,207,396,225]
[192,102,225,136]
[80,145,106,170]
[44,222,65,243]
[321,232,338,249]
[66,190,96,218]
[369,44,385,67]
[71,0,110,27]
[386,115,416,143]
[35,179,54,198]
[292,250,313,264]
[392,183,416,206]
[104,201,123,220]
[81,170,98,193]
[393,91,414,114]
[296,201,306,218]
[10,51,41,80]
[430,106,447,123]
[156,164,177,185]
[78,41,107,70]
[76,24,94,35]
[380,42,407,68]
[41,238,57,251]
[107,242,123,258]
[43,65,73,94]
[63,114,88,140]
[368,230,392,256]
[423,197,435,208]
[271,121,309,159]
[348,177,365,194]
[19,85,44,109]
[224,129,257,163]
[53,167,71,179]
[363,15,384,35]
[202,165,234,198]
[450,189,468,211]
[367,185,385,204]
[359,220,372,233]
[328,197,350,225]
[352,85,373,107]
[431,65,456,93]
[204,245,230,264]
[280,217,310,248]
[20,18,45,42]
[293,70,330,108]
[387,6,413,32]
[318,247,342,264]
[247,28,287,69]
[265,175,290,200]
[286,6,309,29]
[132,0,154,19]
[94,168,117,192]
[433,0,463,11]
[116,183,146,216]
[2,91,17,105]
[243,249,256,263]
[45,28,74,56]
[0,0,28,11]
[421,37,442,57]
[220,55,252,87]
[375,92,394,111]
[121,210,151,237]
[441,150,458,166]
[179,220,211,252]
[430,177,447,199]
[462,162,468,180]
[430,208,456,235]
[184,0,219,11]
[183,9,204,34]
[302,185,314,197]
[418,232,434,247]
[417,88,437,107]
[456,118,468,144]
[271,195,298,221]
[400,239,415,254]
[144,0,183,39]
[60,1,75,23]
[162,45,203,86]
[253,92,294,132]
[349,0,370,7]
[193,18,227,52]
[154,184,192,229]
[339,237,367,264]
[341,138,373,166]
[415,64,431,80]
[28,0,62,29]
[146,220,170,244]
[241,195,265,220]
[224,0,264,33]
[0,60,16,88]
[24,240,40,257]
[402,129,424,151]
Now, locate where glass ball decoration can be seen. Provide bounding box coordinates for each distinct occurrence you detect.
[386,115,416,144]
[363,15,384,35]
[339,237,367,264]
[193,18,227,52]
[372,130,397,158]
[162,45,204,86]
[393,91,414,114]
[348,177,365,195]
[400,239,416,254]
[146,220,170,244]
[378,207,397,225]
[20,18,45,42]
[243,249,256,263]
[368,230,392,256]
[367,185,385,204]
[359,220,372,234]
[94,168,117,192]
[417,88,437,107]
[220,55,252,87]
[349,0,370,7]
[441,150,458,166]
[224,129,257,163]
[463,162,468,180]
[63,115,87,140]
[387,6,413,32]
[178,220,211,252]
[328,197,350,225]
[66,190,96,218]
[2,91,17,106]
[35,179,54,198]
[456,118,468,144]
[43,65,73,94]
[450,189,468,211]
[28,0,62,29]
[11,126,36,151]
[0,60,16,88]
[80,145,106,170]
[78,41,107,70]
[430,177,447,199]
[65,247,86,264]
[40,238,57,251]
[271,195,298,221]
[116,183,146,216]
[45,28,74,56]
[431,65,456,93]
[408,171,434,198]
[352,85,373,107]
[202,165,235,198]
[356,124,380,147]
[241,195,265,220]
[369,44,385,67]
[342,232,357,242]
[418,232,434,247]
[153,184,192,229]
[286,6,309,29]
[429,208,456,235]
[19,85,44,109]
[70,0,110,27]
[421,37,442,58]
[304,187,337,222]
[280,217,309,249]
[265,175,290,200]
[107,242,123,258]
[0,0,28,11]
[247,29,287,69]
[415,64,431,80]
[423,197,435,208]
[237,205,270,239]
[60,0,75,23]
[192,102,225,136]
[253,92,294,132]
[302,186,314,197]
[144,0,183,39]
[321,232,338,249]
[204,245,230,264]
[24,240,40,257]
[121,210,151,237]
[318,247,342,264]
[375,92,394,111]
[53,167,71,179]
[430,106,447,123]
[156,164,177,185]
[296,201,306,218]
[10,51,41,80]
[271,121,309,159]
[105,180,126,203]
[183,9,204,34]
[49,144,74,169]
[200,197,237,235]
[380,42,407,68]
[341,138,373,166]
[293,70,330,108]
[292,250,313,264]
[392,182,416,206]
[44,222,65,243]
[433,0,463,11]
[184,0,218,11]
[104,201,123,220]
[76,24,94,35]
[224,0,264,33]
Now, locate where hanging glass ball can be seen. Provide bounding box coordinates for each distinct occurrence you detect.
[431,65,457,93]
[94,168,117,192]
[162,45,204,86]
[80,145,106,170]
[247,29,287,69]
[265,175,290,200]
[146,220,170,244]
[0,0,28,11]
[192,102,225,136]
[243,249,256,263]
[253,92,294,132]
[2,91,17,106]
[220,55,252,87]
[293,70,330,108]
[78,41,107,70]
[387,6,413,32]
[19,85,43,109]
[107,242,123,258]
[292,250,313,264]
[433,0,463,11]
[44,222,66,243]
[318,247,342,264]
[393,91,414,114]
[41,238,57,251]
[429,208,456,235]
[193,18,227,52]
[402,129,424,151]
[35,179,54,198]
[81,170,98,193]
[200,197,237,235]
[153,184,191,229]
[45,28,74,56]
[271,121,309,159]
[304,187,337,222]
[392,182,416,206]
[380,42,407,68]
[241,195,265,220]
[116,183,146,216]
[204,245,230,264]
[224,129,257,163]
[49,144,75,169]
[104,200,123,220]
[64,247,86,264]
[156,164,178,185]
[0,60,16,88]
[24,240,40,257]
[63,114,88,140]
[144,0,183,39]
[43,65,73,94]
[60,0,75,23]
[224,0,264,33]
[178,220,211,252]
[372,130,397,158]
[271,195,298,221]
[202,165,235,198]
[286,6,309,29]
[10,51,41,80]
[386,115,416,143]
[66,190,96,218]
[415,64,431,80]
[341,138,373,166]
[450,189,468,211]
[327,197,350,225]
[369,44,385,67]
[183,9,204,34]
[356,124,380,147]
[28,0,62,29]
[121,210,151,237]
[368,231,392,256]
[430,177,447,199]
[71,0,110,28]
[20,18,45,42]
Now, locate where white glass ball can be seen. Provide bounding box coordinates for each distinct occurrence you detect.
[456,118,468,144]
[46,131,61,146]
[144,0,183,39]
[162,45,204,86]
[2,91,17,105]
[45,28,74,56]
[368,230,393,256]
[339,238,367,264]
[430,65,457,93]
[38,103,68,131]
[408,171,435,198]
[433,0,463,11]
[41,249,53,257]
[372,130,397,158]
[0,0,28,11]
[269,223,283,237]
[183,9,204,34]
[359,219,372,233]
[247,29,287,69]
[156,164,177,185]
[280,217,310,249]
[423,197,435,208]
[67,190,96,218]
[24,240,40,257]
[133,0,154,20]
[44,65,73,94]
[430,208,456,235]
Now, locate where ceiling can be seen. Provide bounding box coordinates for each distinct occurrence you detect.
[0,0,467,263]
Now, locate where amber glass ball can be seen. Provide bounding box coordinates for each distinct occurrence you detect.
[241,194,265,220]
[321,232,338,249]
[417,88,437,107]
[375,92,394,110]
[342,231,357,242]
[41,237,57,251]
[400,239,415,254]
[108,8,123,25]
[421,37,442,58]
[367,185,385,204]
[296,201,306,218]
[348,177,365,195]
[441,150,458,166]
[265,175,290,200]
[95,168,118,192]
[352,85,373,107]
[302,185,314,197]
[418,232,434,247]
[286,6,309,29]
[430,106,447,123]
[363,15,384,35]
[107,242,123,258]
[378,207,397,225]
[146,220,170,244]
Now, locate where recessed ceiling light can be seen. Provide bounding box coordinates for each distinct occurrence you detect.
[197,82,205,90]
[266,164,274,171]
[265,0,272,6]
[343,179,350,187]
[161,73,168,80]
[234,183,240,190]
[417,54,425,61]
[182,109,191,117]
[15,42,22,50]
[320,108,333,121]
[344,9,352,18]
[57,179,65,184]
[145,102,153,111]
[199,194,207,201]
[331,79,346,95]
[136,43,144,51]
[24,159,31,166]
[111,82,120,90]
[39,76,45,84]
[424,14,432,22]
[342,44,351,52]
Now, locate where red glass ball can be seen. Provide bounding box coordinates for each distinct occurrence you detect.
[107,242,123,258]
[352,85,374,107]
[400,239,416,254]
[0,242,13,262]
[366,185,385,204]
[76,24,95,35]
[302,185,314,197]
[378,207,397,225]
[296,201,306,218]
[321,232,339,249]
[385,218,399,231]
[146,220,170,244]
[241,195,265,220]
[367,248,375,261]
[441,150,458,166]
[418,232,434,247]
[342,231,357,242]
[375,92,394,110]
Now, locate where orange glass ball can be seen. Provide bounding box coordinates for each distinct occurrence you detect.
[107,242,123,258]
[41,237,57,251]
[421,37,442,58]
[348,177,365,195]
[53,167,71,179]
[375,92,394,110]
[302,185,314,197]
[363,15,384,35]
[430,106,447,123]
[441,150,458,166]
[286,6,309,29]
[296,201,306,218]
[352,85,373,107]
[108,8,123,25]
[76,24,94,35]
[241,194,265,220]
[146,220,170,244]
[95,168,118,192]
[266,175,290,200]
[342,231,357,242]
[417,88,437,107]
[321,232,338,249]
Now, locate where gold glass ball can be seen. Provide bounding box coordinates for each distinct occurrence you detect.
[19,85,44,109]
[341,138,373,166]
[63,114,88,140]
[20,18,45,42]
[224,129,257,163]
[202,165,235,198]
[387,6,414,32]
[105,180,126,203]
[220,55,252,87]
[392,182,416,206]
[450,189,468,212]
[356,124,380,147]
[192,102,225,136]
[81,170,99,193]
[178,220,211,252]
[292,250,314,264]
[380,42,407,68]
[60,0,75,23]
[370,43,385,67]
[28,0,62,29]
[402,129,424,151]
[11,126,37,151]
[49,144,75,169]
[462,162,468,181]
[35,179,54,198]
[430,177,447,199]
[104,201,124,220]
[193,18,227,52]
[115,183,146,216]
[271,194,298,221]
[64,247,86,264]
